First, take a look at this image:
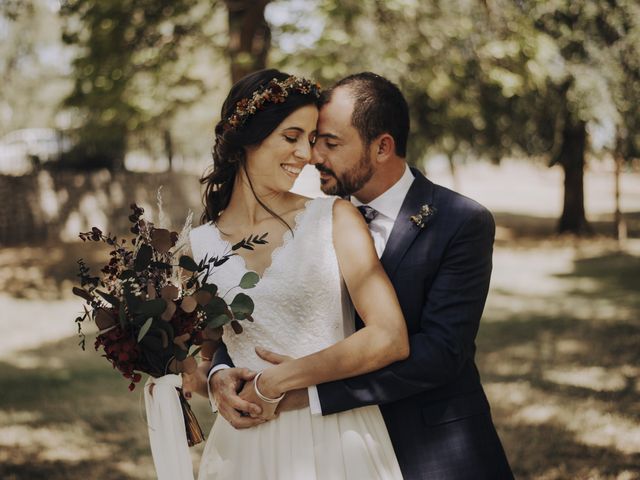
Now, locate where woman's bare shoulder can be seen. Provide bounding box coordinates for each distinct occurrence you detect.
[332,198,363,225]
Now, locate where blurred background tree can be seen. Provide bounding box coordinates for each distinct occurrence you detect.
[0,0,71,133]
[510,0,640,234]
[59,0,217,170]
[281,0,640,235]
[1,3,640,478]
[1,0,638,234]
[225,0,273,82]
[58,0,276,171]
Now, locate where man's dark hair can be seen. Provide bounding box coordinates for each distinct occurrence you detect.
[320,72,409,157]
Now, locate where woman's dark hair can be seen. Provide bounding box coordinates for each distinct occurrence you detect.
[200,69,320,225]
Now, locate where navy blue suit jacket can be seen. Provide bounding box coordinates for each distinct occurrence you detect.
[213,169,513,479]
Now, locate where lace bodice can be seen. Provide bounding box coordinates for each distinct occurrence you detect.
[189,197,354,372]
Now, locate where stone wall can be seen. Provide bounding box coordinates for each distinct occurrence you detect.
[0,170,204,245]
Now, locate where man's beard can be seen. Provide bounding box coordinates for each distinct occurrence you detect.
[316,150,374,197]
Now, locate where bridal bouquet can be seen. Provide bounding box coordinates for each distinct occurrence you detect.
[72,201,263,478]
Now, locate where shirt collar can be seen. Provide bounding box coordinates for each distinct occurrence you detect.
[351,164,414,222]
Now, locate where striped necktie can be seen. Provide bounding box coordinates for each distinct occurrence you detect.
[357,205,379,224]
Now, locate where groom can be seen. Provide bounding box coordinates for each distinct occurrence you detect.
[209,73,513,479]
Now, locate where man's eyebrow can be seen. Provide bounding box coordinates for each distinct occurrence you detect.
[316,133,340,140]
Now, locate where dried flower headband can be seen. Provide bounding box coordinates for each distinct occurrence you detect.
[223,76,322,132]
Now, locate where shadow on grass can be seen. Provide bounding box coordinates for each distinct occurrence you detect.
[0,334,214,480]
[493,210,640,240]
[0,241,111,300]
[478,250,640,479]
[1,240,639,479]
[499,421,640,480]
[558,252,640,305]
[479,314,640,402]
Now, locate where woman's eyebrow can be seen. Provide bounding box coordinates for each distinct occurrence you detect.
[281,126,305,133]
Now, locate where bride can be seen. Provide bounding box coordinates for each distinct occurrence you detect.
[188,69,408,479]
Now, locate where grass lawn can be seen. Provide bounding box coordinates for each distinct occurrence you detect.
[1,160,639,479]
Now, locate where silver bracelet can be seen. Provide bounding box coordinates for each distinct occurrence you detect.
[253,371,285,404]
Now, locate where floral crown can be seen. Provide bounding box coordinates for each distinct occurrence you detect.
[223,75,321,132]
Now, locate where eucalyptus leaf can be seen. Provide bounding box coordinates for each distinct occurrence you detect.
[150,228,173,254]
[134,244,153,271]
[118,302,127,328]
[139,333,163,353]
[207,313,231,329]
[72,287,93,302]
[159,329,169,349]
[124,285,141,313]
[199,284,218,296]
[94,308,116,330]
[179,255,199,272]
[119,269,136,280]
[239,271,259,289]
[155,318,175,344]
[137,317,154,343]
[231,320,243,334]
[204,296,230,317]
[174,345,188,361]
[95,289,120,307]
[132,314,147,326]
[136,298,167,317]
[230,293,254,320]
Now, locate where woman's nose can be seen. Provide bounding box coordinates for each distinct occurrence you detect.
[295,140,312,162]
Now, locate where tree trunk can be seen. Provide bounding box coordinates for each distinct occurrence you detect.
[557,116,591,235]
[614,139,627,243]
[163,128,174,172]
[446,153,460,192]
[224,0,272,83]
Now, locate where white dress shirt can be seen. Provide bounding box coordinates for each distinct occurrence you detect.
[307,164,415,414]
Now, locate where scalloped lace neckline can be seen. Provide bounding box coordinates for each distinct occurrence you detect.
[208,199,314,280]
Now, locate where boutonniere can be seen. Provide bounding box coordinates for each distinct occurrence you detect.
[410,204,436,229]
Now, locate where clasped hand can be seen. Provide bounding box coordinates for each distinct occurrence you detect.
[237,370,281,421]
[211,347,309,429]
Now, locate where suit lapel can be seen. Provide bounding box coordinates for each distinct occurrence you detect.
[380,168,435,277]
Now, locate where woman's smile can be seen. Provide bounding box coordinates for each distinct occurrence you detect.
[281,163,304,178]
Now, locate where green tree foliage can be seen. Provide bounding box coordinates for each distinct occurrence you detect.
[0,0,71,134]
[507,0,640,233]
[60,0,215,170]
[59,0,275,170]
[281,0,640,234]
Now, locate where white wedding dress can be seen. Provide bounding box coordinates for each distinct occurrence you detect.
[189,197,403,480]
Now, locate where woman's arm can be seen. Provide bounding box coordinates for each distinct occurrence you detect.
[316,206,496,414]
[256,199,409,400]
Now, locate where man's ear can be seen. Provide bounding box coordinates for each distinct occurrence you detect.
[375,134,395,161]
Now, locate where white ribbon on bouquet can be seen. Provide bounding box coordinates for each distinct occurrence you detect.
[144,374,194,480]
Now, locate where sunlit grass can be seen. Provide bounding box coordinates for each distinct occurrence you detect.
[0,331,215,479]
[1,233,639,479]
[476,244,640,479]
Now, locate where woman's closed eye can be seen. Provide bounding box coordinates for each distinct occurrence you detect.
[284,135,299,144]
